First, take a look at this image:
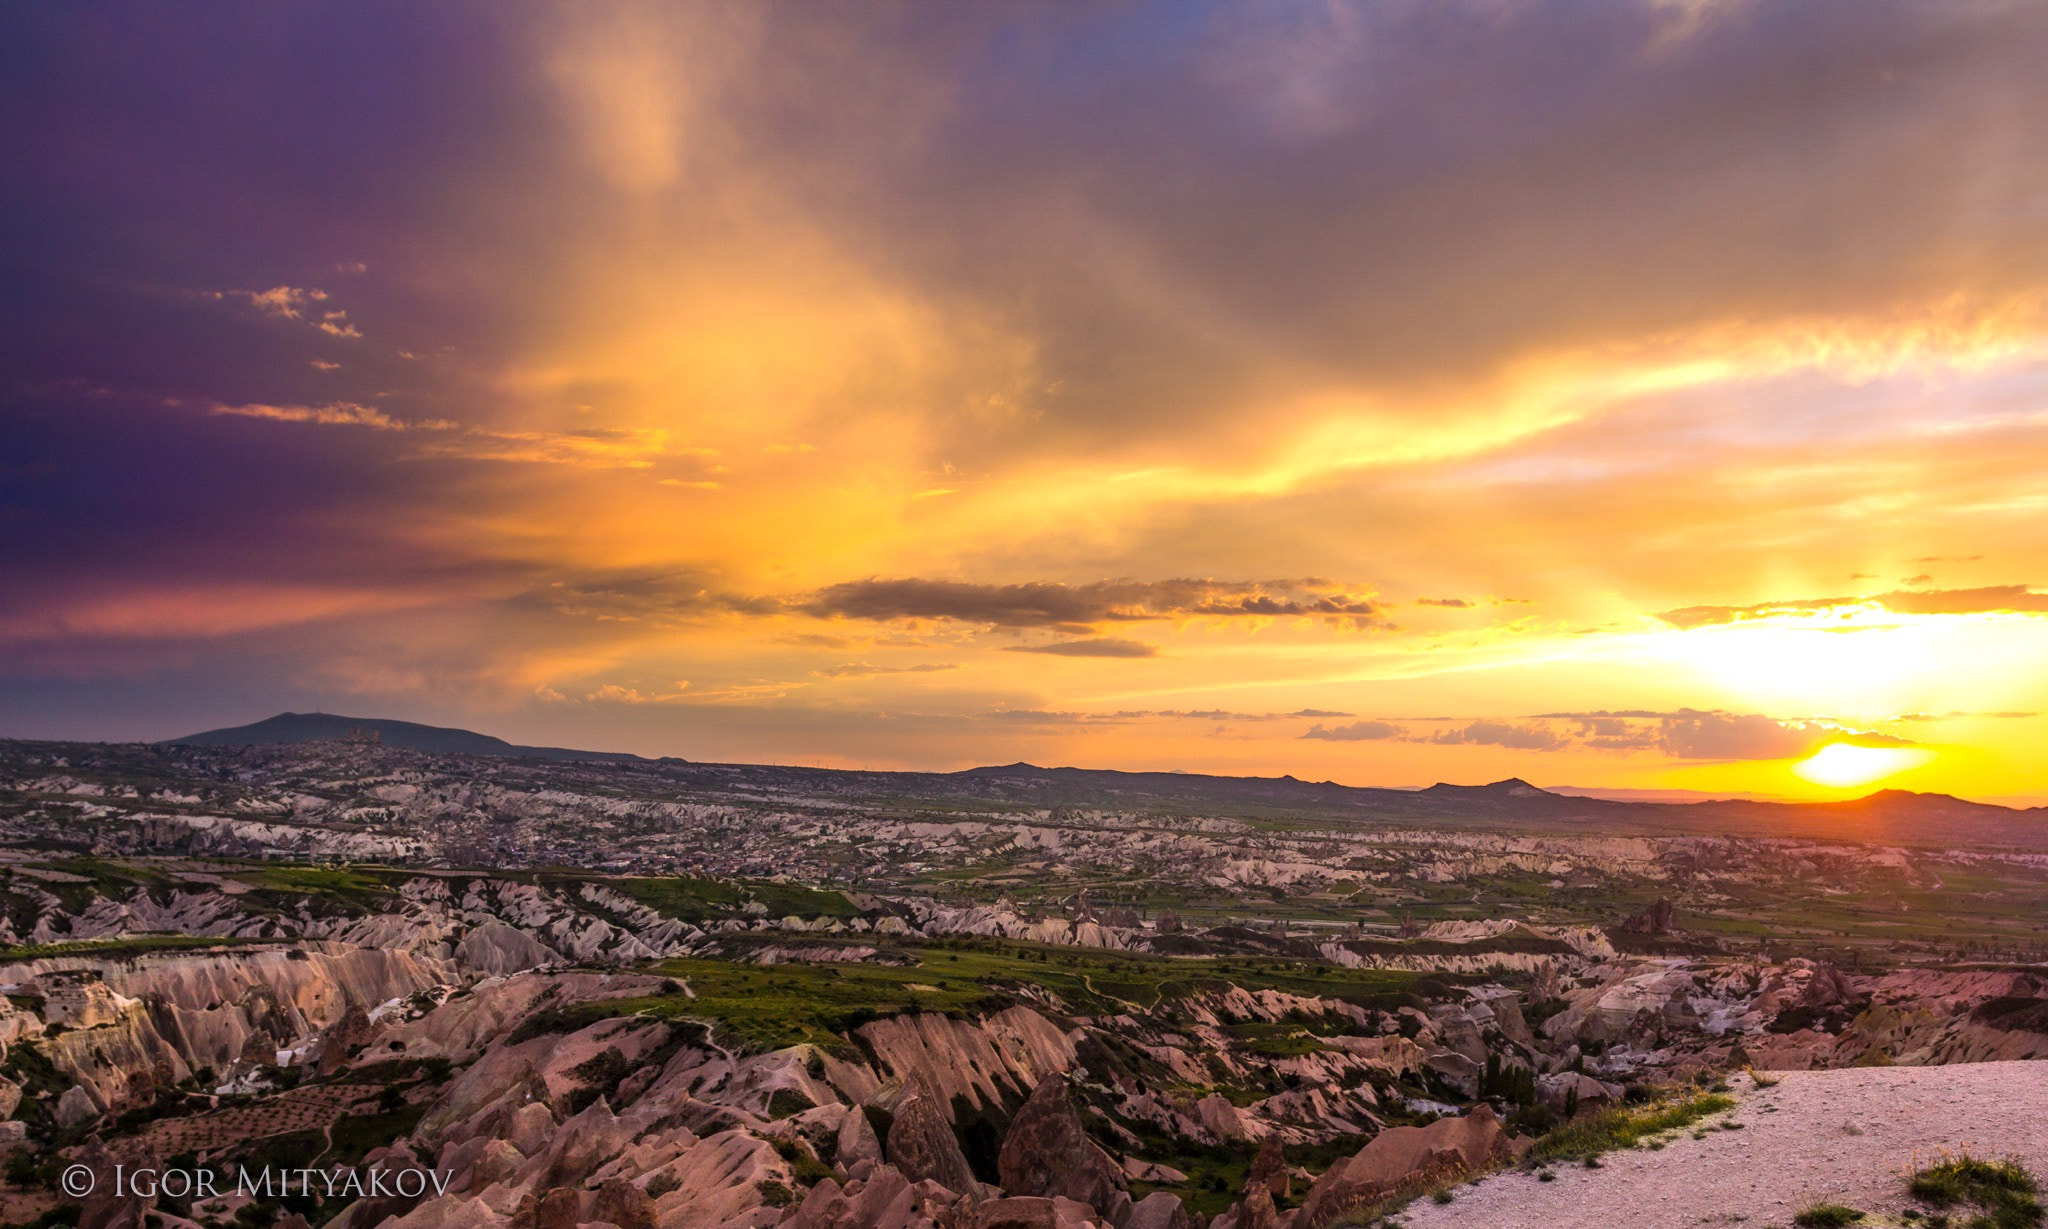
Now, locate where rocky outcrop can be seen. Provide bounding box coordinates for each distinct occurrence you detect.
[1620,898,1675,935]
[1536,1071,1621,1116]
[885,1080,980,1197]
[996,1073,1128,1218]
[456,923,562,975]
[1246,1136,1288,1199]
[785,1166,969,1229]
[836,1100,885,1178]
[854,1007,1076,1120]
[1123,1193,1192,1229]
[316,1001,378,1075]
[971,1196,1114,1229]
[1291,1105,1527,1229]
[592,1176,657,1229]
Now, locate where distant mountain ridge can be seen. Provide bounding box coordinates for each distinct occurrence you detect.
[149,713,2045,848]
[165,712,644,763]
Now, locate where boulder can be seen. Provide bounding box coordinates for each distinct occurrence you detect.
[507,1101,557,1157]
[1121,1158,1188,1185]
[1122,1193,1191,1229]
[885,1082,979,1197]
[532,1187,581,1229]
[972,1196,1107,1229]
[997,1073,1128,1217]
[1291,1105,1527,1229]
[57,1084,101,1128]
[1422,1051,1479,1098]
[592,1178,657,1229]
[469,1138,528,1192]
[1193,1093,1249,1142]
[1488,995,1537,1053]
[837,1103,885,1178]
[1536,1072,1621,1117]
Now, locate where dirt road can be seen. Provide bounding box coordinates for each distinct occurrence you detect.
[1402,1060,2048,1229]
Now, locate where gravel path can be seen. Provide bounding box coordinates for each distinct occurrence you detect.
[1400,1061,2048,1229]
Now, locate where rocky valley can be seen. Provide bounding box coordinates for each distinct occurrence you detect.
[2,736,2046,1229]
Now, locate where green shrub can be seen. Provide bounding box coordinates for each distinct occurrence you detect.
[1529,1092,1735,1164]
[1907,1153,2041,1229]
[1793,1205,1865,1227]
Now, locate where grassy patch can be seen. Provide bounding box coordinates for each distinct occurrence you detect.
[1528,1092,1736,1164]
[327,1103,426,1162]
[1223,1021,1328,1057]
[239,864,397,906]
[606,876,857,922]
[497,939,1431,1059]
[1793,1205,1865,1227]
[1908,1153,2042,1229]
[647,943,1427,1053]
[522,959,1004,1056]
[0,935,255,962]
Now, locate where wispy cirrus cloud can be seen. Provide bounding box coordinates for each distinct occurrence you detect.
[205,402,708,470]
[233,286,328,320]
[811,661,958,678]
[1004,637,1159,658]
[212,286,364,339]
[317,311,361,339]
[1301,720,1405,741]
[208,401,443,431]
[1659,586,2048,628]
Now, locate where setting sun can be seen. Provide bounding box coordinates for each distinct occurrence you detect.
[1792,742,1936,790]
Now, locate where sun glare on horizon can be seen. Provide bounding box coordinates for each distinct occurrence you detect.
[1792,742,1936,790]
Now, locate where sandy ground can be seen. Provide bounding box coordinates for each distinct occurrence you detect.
[1400,1060,2048,1229]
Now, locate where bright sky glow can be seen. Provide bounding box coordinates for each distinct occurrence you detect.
[1793,743,1938,790]
[2,3,2046,804]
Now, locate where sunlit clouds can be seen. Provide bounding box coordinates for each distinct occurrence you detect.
[3,2,2047,801]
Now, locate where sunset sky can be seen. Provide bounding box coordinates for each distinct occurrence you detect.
[4,2,2047,802]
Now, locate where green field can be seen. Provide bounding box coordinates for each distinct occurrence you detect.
[499,938,1431,1056]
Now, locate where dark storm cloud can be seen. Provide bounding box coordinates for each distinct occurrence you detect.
[768,0,2048,461]
[801,578,1381,630]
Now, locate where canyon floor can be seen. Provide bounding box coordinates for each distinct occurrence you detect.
[1404,1061,2048,1229]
